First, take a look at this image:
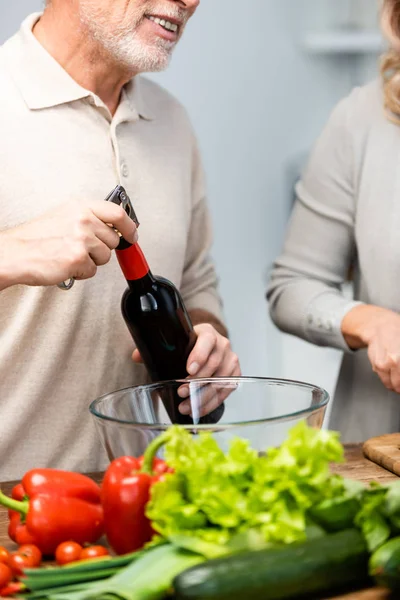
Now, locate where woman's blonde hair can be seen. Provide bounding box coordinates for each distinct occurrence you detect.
[381,0,400,119]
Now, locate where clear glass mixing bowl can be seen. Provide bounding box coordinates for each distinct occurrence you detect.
[89,377,329,460]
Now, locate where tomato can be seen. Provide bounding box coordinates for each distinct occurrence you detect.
[80,545,109,560]
[0,582,25,597]
[8,551,36,576]
[8,544,42,576]
[0,563,12,588]
[55,541,83,566]
[18,544,42,567]
[0,547,10,565]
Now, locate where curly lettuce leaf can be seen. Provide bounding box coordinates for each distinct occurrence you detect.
[146,422,345,548]
[355,483,391,552]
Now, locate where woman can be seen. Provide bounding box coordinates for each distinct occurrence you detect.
[268,0,400,442]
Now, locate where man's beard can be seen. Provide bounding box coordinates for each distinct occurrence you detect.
[79,5,179,73]
[100,30,174,73]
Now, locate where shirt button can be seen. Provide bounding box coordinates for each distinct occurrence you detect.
[307,314,313,325]
[325,320,333,331]
[121,162,129,178]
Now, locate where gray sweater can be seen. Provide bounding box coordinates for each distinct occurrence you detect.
[268,80,400,442]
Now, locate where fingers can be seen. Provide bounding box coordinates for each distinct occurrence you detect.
[88,242,112,267]
[187,324,240,379]
[390,356,400,392]
[69,226,112,268]
[193,390,222,419]
[179,383,222,418]
[90,203,137,244]
[187,324,217,376]
[132,349,143,363]
[369,345,400,392]
[215,380,240,404]
[95,221,139,250]
[177,324,241,417]
[178,380,239,418]
[71,254,98,281]
[177,354,240,400]
[214,351,241,378]
[13,199,138,287]
[192,349,223,378]
[94,222,123,250]
[68,202,139,279]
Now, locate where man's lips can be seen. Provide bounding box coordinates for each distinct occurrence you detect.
[144,14,183,40]
[147,14,184,27]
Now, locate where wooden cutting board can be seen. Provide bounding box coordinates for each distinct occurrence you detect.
[363,434,400,477]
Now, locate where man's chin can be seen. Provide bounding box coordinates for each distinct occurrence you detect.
[144,54,172,73]
[116,46,173,74]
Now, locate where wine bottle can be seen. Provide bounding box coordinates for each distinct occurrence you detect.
[106,186,224,425]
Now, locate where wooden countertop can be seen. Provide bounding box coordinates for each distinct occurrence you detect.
[0,445,397,599]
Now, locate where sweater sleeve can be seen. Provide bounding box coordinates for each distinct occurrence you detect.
[180,133,225,324]
[267,91,365,352]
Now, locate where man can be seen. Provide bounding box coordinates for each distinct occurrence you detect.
[0,0,240,480]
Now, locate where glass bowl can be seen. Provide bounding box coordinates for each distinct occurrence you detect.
[89,377,329,461]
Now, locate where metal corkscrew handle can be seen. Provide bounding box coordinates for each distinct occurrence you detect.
[56,185,138,291]
[104,185,139,226]
[57,278,75,291]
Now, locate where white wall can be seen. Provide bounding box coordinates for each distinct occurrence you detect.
[0,0,43,39]
[0,1,382,408]
[148,0,382,411]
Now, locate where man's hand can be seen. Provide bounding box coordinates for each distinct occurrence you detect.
[0,201,137,290]
[185,323,240,379]
[132,323,240,379]
[180,323,241,416]
[132,322,241,417]
[342,304,400,393]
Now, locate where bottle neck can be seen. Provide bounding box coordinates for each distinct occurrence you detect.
[116,242,153,284]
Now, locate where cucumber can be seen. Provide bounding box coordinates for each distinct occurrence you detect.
[369,536,400,590]
[173,529,369,600]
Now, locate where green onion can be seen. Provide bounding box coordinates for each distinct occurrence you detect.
[23,567,118,591]
[45,544,204,600]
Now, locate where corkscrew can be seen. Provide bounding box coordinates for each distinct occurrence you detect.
[104,185,140,227]
[57,185,139,291]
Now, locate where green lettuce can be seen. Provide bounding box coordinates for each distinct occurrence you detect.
[355,483,391,552]
[146,422,345,547]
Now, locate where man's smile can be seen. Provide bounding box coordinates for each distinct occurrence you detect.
[144,13,183,41]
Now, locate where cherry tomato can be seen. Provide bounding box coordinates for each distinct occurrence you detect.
[8,551,36,576]
[18,544,42,567]
[80,545,109,560]
[0,563,12,588]
[0,547,10,565]
[55,541,83,566]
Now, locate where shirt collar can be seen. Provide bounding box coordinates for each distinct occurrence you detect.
[1,12,154,120]
[123,78,154,121]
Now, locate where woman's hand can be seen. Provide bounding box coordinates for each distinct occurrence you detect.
[342,304,400,393]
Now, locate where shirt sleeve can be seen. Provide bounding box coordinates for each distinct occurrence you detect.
[267,91,364,352]
[180,133,225,323]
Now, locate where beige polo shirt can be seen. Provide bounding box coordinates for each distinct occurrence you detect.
[0,13,223,480]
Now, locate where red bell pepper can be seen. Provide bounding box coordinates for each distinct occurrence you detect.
[102,433,173,555]
[8,484,36,546]
[0,469,104,556]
